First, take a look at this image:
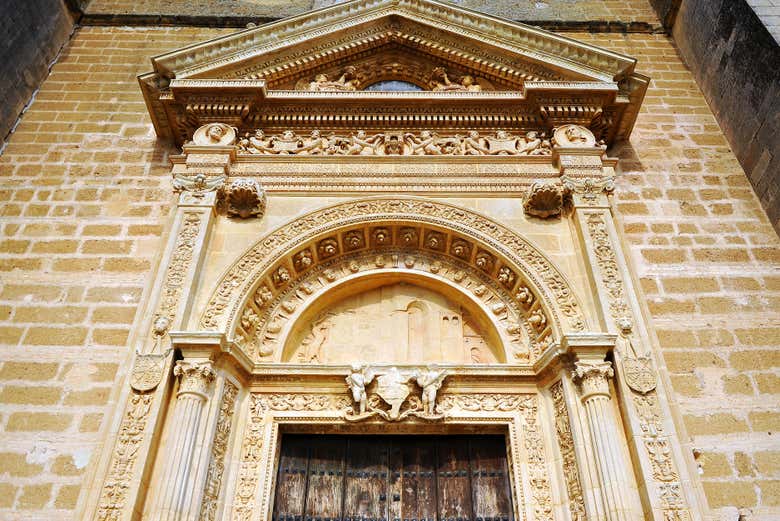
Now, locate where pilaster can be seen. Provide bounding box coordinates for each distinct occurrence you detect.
[562,126,702,521]
[84,124,240,521]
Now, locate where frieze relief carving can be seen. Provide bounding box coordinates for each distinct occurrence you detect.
[236,129,552,156]
[200,381,239,521]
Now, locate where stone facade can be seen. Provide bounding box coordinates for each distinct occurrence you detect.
[0,2,777,521]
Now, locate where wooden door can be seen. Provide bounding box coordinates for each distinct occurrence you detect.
[272,436,513,521]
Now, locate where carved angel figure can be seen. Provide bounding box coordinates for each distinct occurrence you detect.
[346,130,384,155]
[415,365,447,415]
[299,313,334,363]
[405,130,443,155]
[308,66,359,92]
[346,364,375,415]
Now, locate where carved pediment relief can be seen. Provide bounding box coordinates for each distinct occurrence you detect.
[139,0,648,146]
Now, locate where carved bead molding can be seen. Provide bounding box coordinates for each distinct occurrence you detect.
[174,360,216,398]
[572,359,614,402]
[200,198,586,341]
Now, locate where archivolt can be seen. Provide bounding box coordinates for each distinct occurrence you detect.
[200,197,587,361]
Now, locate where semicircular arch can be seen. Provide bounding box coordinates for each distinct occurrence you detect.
[200,197,588,364]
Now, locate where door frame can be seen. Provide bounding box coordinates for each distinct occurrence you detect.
[228,392,551,521]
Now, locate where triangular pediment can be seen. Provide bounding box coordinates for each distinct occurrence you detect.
[139,0,648,145]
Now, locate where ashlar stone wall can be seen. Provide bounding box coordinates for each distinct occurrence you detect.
[0,15,778,521]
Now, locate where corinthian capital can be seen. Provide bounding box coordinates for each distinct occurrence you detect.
[174,360,215,398]
[573,359,614,401]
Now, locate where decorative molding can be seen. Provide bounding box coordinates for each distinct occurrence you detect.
[235,249,540,364]
[520,395,554,521]
[550,382,587,521]
[200,381,239,521]
[96,393,154,520]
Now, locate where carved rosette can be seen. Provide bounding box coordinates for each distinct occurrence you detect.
[572,360,614,402]
[220,178,267,219]
[174,360,216,398]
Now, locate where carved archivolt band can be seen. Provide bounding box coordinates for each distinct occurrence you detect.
[236,249,544,364]
[200,198,587,345]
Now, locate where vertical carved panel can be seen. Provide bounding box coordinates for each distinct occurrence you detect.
[231,394,268,521]
[550,382,587,521]
[96,393,154,520]
[200,381,240,521]
[519,396,553,521]
[585,212,690,520]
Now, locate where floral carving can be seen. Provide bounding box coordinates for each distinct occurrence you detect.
[519,396,554,521]
[174,360,215,397]
[293,249,314,272]
[317,238,339,259]
[343,230,365,251]
[232,394,267,521]
[200,381,239,521]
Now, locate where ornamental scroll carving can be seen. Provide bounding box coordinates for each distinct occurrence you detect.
[201,198,586,341]
[96,393,153,520]
[200,381,239,521]
[237,129,552,156]
[583,212,689,519]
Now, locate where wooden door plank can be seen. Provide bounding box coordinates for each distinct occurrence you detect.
[398,438,437,521]
[304,437,348,521]
[469,437,513,521]
[273,437,310,521]
[343,438,390,521]
[436,437,474,521]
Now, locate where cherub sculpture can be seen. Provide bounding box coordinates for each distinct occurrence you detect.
[415,365,447,415]
[345,364,375,415]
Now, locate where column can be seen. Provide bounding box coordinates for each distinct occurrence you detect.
[573,357,634,521]
[154,359,215,520]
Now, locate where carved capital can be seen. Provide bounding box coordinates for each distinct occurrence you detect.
[562,175,614,207]
[573,359,614,401]
[174,360,215,398]
[219,178,267,219]
[173,172,227,194]
[523,181,566,218]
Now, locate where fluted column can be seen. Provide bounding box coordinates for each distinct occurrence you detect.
[573,358,634,521]
[154,360,215,520]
